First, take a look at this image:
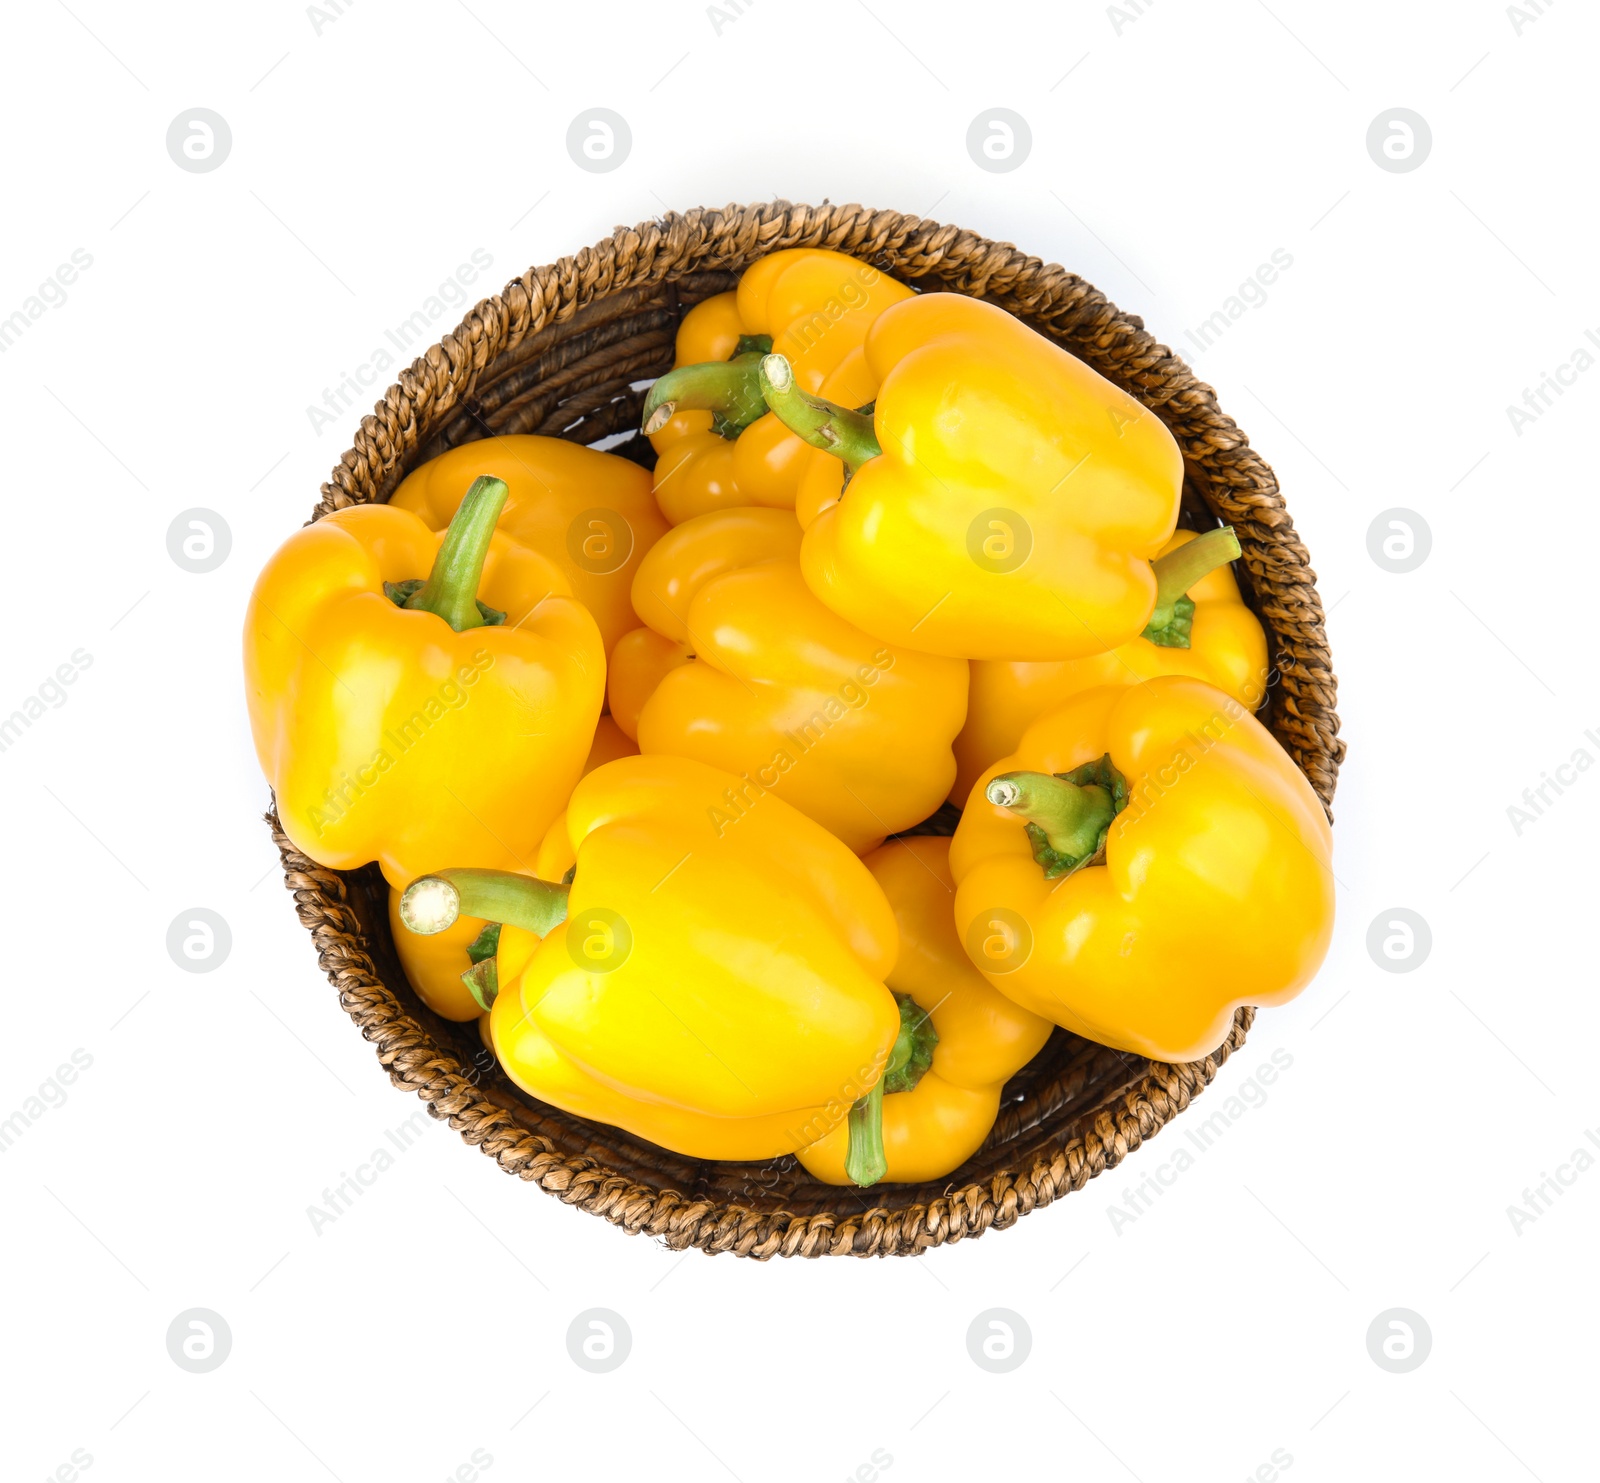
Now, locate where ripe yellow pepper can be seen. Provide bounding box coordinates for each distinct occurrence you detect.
[388,715,637,1021]
[609,507,969,853]
[386,891,495,1023]
[529,714,638,883]
[760,292,1185,660]
[397,755,902,1161]
[799,837,1053,1186]
[244,477,605,889]
[949,677,1334,1063]
[952,528,1269,800]
[641,249,913,524]
[606,626,693,742]
[389,435,668,660]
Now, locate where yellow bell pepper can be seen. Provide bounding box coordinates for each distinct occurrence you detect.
[640,249,913,524]
[952,528,1270,800]
[396,755,902,1161]
[386,891,493,1023]
[609,507,969,853]
[389,435,668,660]
[388,714,637,1021]
[529,714,638,885]
[949,677,1334,1063]
[799,836,1053,1186]
[606,626,693,741]
[244,476,605,888]
[759,291,1188,660]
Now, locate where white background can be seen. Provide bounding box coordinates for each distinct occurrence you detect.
[2,1,1594,1479]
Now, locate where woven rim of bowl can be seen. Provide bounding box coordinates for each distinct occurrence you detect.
[268,200,1342,1257]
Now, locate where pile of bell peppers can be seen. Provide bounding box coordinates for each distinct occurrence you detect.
[245,246,1333,1191]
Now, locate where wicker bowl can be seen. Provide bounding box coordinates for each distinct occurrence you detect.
[269,201,1343,1258]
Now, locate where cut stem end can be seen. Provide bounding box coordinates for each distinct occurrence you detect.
[399,876,462,935]
[399,868,571,939]
[640,351,770,440]
[758,354,881,478]
[987,758,1129,879]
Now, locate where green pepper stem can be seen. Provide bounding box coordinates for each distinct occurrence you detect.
[641,352,770,437]
[400,868,569,938]
[885,994,938,1094]
[758,354,881,477]
[403,476,509,632]
[461,957,499,1012]
[845,1082,888,1188]
[843,995,938,1188]
[987,771,1116,865]
[1147,527,1241,629]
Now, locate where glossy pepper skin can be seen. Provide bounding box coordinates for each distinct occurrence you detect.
[405,755,903,1161]
[950,677,1334,1063]
[389,435,668,660]
[799,837,1053,1185]
[244,488,605,889]
[609,507,969,854]
[776,292,1184,660]
[386,891,491,1022]
[528,715,638,884]
[644,249,913,524]
[388,715,637,1020]
[952,529,1271,801]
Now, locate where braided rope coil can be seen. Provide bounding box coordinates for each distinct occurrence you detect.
[271,201,1339,1257]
